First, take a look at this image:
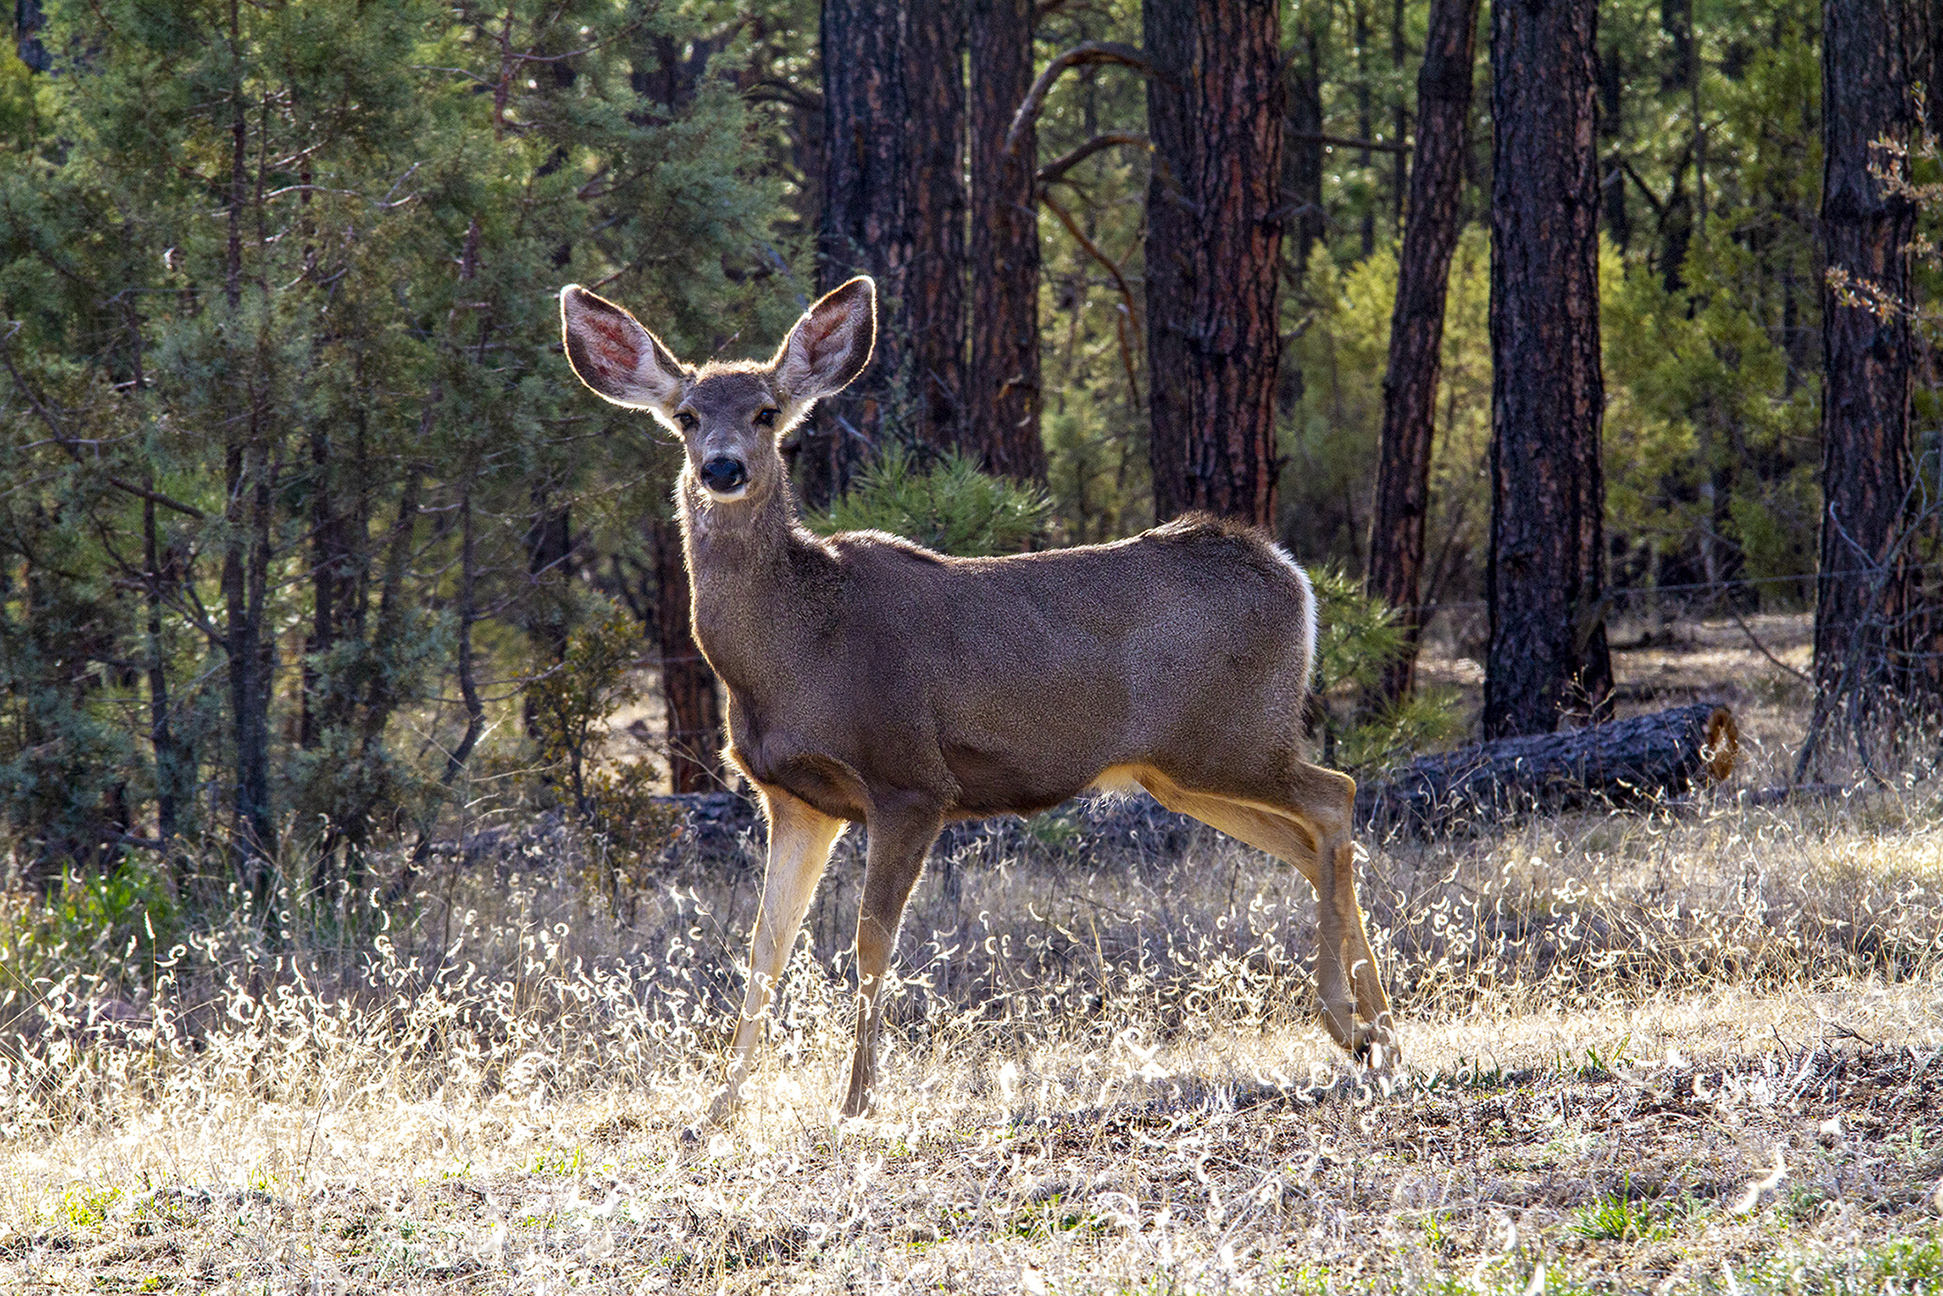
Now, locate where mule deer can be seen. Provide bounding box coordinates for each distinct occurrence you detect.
[560,277,1398,1121]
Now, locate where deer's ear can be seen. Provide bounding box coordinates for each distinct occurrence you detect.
[773,277,876,404]
[560,285,687,412]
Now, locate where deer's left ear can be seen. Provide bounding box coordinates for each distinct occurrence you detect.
[560,285,688,413]
[773,277,876,404]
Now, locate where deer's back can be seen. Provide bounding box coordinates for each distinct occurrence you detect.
[747,516,1318,817]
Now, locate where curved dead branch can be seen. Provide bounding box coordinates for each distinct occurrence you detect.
[1006,41,1162,158]
[1039,190,1143,409]
[1036,132,1151,188]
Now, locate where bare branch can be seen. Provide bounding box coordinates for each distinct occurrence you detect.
[1039,190,1143,406]
[0,331,208,519]
[1036,132,1150,187]
[1007,41,1161,158]
[1290,130,1410,154]
[744,80,822,113]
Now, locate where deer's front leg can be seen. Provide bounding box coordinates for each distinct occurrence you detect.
[840,801,943,1119]
[706,784,844,1125]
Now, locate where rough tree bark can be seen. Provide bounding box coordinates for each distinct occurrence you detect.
[222,60,276,883]
[1813,0,1918,703]
[523,490,574,740]
[1144,0,1284,527]
[803,1,967,506]
[651,516,724,793]
[1483,0,1614,739]
[801,0,913,508]
[909,1,967,456]
[1363,0,1483,707]
[966,0,1046,481]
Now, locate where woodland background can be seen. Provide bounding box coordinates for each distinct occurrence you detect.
[0,0,1937,903]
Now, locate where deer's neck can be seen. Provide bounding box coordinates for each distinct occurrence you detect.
[678,473,830,699]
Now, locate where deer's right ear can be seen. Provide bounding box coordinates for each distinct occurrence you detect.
[773,276,876,405]
[560,285,686,413]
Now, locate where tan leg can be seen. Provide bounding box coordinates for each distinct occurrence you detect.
[1137,767,1398,1069]
[705,784,845,1125]
[840,802,943,1118]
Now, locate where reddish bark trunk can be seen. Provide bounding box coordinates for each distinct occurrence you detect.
[651,517,724,793]
[1364,0,1483,706]
[801,0,913,508]
[1814,0,1919,701]
[1143,0,1284,527]
[1483,0,1614,739]
[909,2,968,456]
[967,0,1046,481]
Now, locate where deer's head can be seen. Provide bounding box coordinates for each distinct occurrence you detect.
[560,278,876,505]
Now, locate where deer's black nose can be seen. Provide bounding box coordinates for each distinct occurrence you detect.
[700,456,749,495]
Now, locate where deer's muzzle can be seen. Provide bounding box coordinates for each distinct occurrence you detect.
[700,456,750,498]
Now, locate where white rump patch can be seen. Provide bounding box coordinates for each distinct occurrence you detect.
[1269,543,1319,687]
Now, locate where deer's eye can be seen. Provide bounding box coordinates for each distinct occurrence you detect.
[675,410,698,431]
[754,407,780,429]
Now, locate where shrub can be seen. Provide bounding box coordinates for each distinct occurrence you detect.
[810,446,1052,556]
[521,607,678,916]
[1306,565,1466,773]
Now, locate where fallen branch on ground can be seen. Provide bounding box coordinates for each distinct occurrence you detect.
[633,703,1742,860]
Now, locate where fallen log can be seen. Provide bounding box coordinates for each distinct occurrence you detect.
[1356,701,1740,835]
[632,704,1740,862]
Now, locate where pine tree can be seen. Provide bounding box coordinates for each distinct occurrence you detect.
[1483,0,1615,738]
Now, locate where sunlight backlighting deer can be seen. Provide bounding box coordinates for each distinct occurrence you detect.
[559,277,1397,1122]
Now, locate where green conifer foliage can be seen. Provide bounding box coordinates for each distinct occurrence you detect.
[0,0,781,890]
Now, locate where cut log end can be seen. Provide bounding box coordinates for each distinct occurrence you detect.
[1702,705,1740,782]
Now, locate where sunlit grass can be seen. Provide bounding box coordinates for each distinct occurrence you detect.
[0,669,1939,1290]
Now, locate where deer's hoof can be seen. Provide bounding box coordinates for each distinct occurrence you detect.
[1349,1021,1401,1074]
[701,1086,739,1130]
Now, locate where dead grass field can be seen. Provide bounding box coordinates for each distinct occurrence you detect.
[2,615,1941,1294]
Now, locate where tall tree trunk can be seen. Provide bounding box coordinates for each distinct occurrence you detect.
[1364,0,1483,707]
[1392,0,1409,230]
[224,437,276,882]
[14,0,49,71]
[1483,0,1614,739]
[143,490,179,853]
[1598,47,1630,249]
[910,2,968,456]
[448,485,485,784]
[300,427,347,753]
[223,26,276,885]
[966,0,1045,481]
[1355,1,1376,258]
[803,0,914,508]
[1813,0,1918,702]
[524,491,574,737]
[651,516,724,793]
[1286,21,1326,284]
[126,314,183,858]
[1144,0,1285,528]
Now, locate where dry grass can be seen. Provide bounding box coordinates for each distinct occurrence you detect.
[2,618,1941,1294]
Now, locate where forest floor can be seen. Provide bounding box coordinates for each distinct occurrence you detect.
[2,613,1941,1295]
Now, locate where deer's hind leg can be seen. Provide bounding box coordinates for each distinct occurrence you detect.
[841,798,944,1119]
[707,784,846,1125]
[1136,767,1397,1069]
